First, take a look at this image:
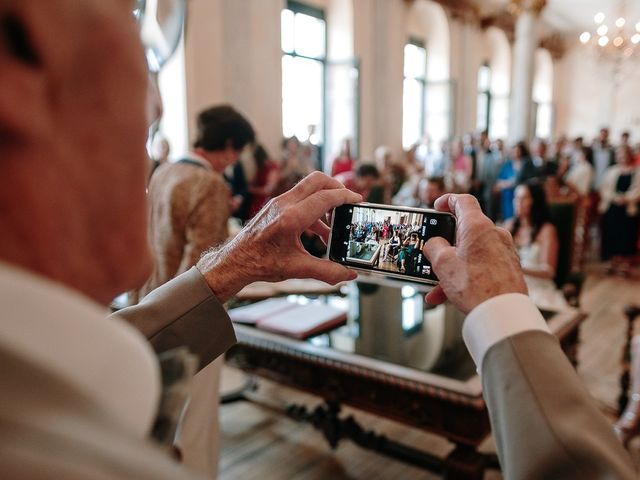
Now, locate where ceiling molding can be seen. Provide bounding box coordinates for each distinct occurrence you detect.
[509,0,547,17]
[480,11,516,42]
[404,0,481,25]
[539,33,566,60]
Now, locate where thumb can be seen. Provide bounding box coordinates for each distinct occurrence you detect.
[423,236,453,264]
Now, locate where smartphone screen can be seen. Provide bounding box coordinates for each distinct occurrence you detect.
[328,203,456,285]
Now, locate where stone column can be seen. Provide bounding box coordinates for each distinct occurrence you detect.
[184,0,284,156]
[353,0,406,161]
[508,0,546,144]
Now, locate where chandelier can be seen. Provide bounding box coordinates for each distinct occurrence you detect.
[579,8,640,61]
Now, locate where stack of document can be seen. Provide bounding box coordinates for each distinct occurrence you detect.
[230,298,347,339]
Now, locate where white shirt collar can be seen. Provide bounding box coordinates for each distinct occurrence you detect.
[181,152,213,171]
[0,261,160,438]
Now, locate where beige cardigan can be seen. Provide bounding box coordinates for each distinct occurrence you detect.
[598,165,640,216]
[141,161,230,297]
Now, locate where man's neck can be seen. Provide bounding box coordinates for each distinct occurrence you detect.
[191,149,226,173]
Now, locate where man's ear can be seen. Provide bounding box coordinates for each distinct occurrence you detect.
[0,8,49,144]
[1,12,40,66]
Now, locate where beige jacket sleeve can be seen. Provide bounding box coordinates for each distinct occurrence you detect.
[482,331,637,479]
[114,267,236,371]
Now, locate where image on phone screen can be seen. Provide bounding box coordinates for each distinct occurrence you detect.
[329,203,456,285]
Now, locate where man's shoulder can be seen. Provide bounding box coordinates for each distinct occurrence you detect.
[152,162,225,193]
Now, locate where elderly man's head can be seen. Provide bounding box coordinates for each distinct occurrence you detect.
[0,1,151,303]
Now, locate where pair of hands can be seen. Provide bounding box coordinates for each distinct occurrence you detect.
[198,172,527,313]
[198,172,360,303]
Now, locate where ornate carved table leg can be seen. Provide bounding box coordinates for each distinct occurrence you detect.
[618,306,640,414]
[443,445,486,480]
[286,400,494,477]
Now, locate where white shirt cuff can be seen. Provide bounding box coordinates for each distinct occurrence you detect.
[462,293,551,372]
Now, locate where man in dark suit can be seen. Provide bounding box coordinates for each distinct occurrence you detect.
[593,127,616,191]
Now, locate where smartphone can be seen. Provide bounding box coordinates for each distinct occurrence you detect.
[328,203,456,285]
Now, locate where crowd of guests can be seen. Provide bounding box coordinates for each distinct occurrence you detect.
[9,2,639,477]
[150,126,640,285]
[142,106,638,471]
[349,219,422,273]
[323,129,639,283]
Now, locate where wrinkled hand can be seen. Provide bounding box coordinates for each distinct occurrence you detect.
[198,172,361,303]
[423,194,527,314]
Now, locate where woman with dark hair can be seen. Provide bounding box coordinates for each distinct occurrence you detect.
[599,145,640,275]
[505,181,568,311]
[248,144,280,218]
[276,136,311,195]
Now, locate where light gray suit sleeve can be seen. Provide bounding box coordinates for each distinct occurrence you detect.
[113,267,236,370]
[482,330,637,479]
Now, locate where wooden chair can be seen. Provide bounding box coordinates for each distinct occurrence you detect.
[614,306,640,447]
[548,197,589,306]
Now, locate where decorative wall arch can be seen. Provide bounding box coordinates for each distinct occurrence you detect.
[482,26,512,139]
[485,26,511,98]
[406,0,450,82]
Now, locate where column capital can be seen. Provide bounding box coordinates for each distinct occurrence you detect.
[509,0,547,17]
[539,34,566,60]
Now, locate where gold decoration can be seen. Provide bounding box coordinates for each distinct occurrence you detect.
[509,0,547,17]
[539,34,566,60]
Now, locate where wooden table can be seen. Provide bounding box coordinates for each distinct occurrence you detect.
[225,283,585,479]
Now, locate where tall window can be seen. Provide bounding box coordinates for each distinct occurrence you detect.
[535,102,554,139]
[425,80,454,147]
[402,38,427,149]
[281,1,326,150]
[476,63,492,133]
[489,95,509,140]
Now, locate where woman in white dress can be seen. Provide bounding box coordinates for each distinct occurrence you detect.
[504,182,570,311]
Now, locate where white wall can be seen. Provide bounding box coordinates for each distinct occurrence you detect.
[449,18,485,137]
[184,0,283,157]
[158,35,188,158]
[555,43,640,142]
[353,0,406,162]
[407,1,450,82]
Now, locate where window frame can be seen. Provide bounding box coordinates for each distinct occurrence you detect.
[402,36,428,149]
[476,62,492,134]
[281,0,328,169]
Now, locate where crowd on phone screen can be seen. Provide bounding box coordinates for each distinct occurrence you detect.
[348,220,422,272]
[152,127,639,276]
